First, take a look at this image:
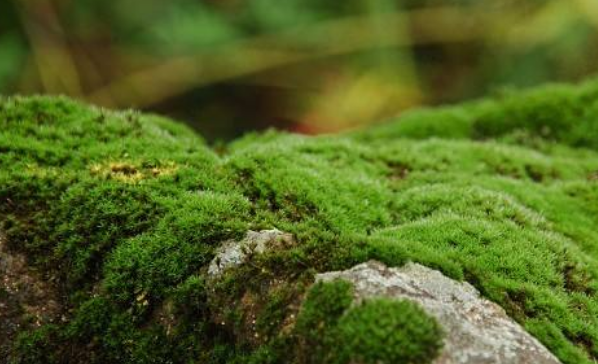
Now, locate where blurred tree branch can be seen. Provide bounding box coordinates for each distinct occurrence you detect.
[87,3,591,109]
[13,0,83,96]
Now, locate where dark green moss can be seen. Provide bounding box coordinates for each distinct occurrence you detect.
[295,280,354,337]
[291,281,443,364]
[334,299,443,364]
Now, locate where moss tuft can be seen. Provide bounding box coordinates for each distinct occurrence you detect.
[292,281,443,364]
[334,299,443,364]
[294,280,354,362]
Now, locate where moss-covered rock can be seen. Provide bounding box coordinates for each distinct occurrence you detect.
[291,279,443,364]
[1,78,598,363]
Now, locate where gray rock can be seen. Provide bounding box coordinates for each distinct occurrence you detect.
[208,229,295,277]
[317,260,561,364]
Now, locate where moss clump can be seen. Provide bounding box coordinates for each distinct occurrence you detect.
[1,79,598,363]
[334,299,443,364]
[292,281,443,364]
[293,280,355,363]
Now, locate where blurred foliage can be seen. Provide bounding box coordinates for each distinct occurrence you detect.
[1,0,598,140]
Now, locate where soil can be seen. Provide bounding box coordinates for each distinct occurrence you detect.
[0,231,62,359]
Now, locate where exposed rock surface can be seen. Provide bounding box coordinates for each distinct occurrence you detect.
[317,260,562,364]
[208,229,295,277]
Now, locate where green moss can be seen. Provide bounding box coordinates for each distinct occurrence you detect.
[356,79,598,151]
[334,299,443,364]
[291,281,443,364]
[294,280,354,354]
[2,79,598,363]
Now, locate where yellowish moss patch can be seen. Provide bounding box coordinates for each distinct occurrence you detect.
[90,161,178,183]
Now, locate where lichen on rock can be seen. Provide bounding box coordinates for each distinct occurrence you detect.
[208,229,295,277]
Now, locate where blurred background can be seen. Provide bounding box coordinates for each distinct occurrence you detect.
[1,0,598,141]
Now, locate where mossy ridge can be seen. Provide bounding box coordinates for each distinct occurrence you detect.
[355,78,598,151]
[0,79,597,363]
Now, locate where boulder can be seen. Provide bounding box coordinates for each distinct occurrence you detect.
[317,261,561,364]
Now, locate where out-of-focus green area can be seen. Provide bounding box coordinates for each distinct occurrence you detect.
[1,0,598,140]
